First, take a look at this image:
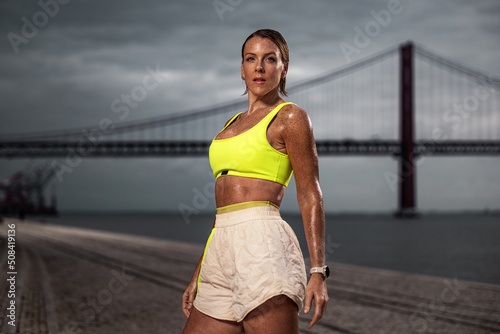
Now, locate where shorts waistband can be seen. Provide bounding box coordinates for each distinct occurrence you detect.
[215,204,282,228]
[216,201,279,214]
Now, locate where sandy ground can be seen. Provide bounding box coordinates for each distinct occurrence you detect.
[0,218,499,334]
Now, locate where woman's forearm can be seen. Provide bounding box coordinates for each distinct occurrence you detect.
[300,193,326,268]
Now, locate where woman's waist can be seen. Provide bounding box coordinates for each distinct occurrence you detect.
[215,177,285,206]
[214,201,282,228]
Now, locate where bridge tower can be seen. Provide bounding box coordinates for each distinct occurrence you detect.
[397,42,416,217]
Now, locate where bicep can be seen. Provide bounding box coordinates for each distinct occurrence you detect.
[282,107,322,201]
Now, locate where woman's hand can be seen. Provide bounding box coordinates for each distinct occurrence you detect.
[303,274,329,329]
[182,279,198,318]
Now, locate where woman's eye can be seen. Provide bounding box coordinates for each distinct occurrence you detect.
[267,57,276,62]
[246,57,254,61]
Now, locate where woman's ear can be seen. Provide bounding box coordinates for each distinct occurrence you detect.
[282,62,289,79]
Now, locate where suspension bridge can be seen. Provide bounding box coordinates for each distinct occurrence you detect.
[1,41,499,215]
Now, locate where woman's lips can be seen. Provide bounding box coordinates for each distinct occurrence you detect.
[253,77,266,84]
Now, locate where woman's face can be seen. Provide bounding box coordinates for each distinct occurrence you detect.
[241,37,287,98]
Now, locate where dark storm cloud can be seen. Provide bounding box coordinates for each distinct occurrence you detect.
[0,0,243,133]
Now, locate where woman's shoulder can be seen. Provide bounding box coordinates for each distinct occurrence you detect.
[278,103,312,127]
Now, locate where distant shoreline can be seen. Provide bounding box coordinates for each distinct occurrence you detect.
[5,208,499,218]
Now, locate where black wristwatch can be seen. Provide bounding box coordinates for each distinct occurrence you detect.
[310,265,330,278]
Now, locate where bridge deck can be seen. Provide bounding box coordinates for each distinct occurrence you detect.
[1,140,500,157]
[0,219,499,334]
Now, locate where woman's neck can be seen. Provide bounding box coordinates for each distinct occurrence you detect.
[246,91,285,114]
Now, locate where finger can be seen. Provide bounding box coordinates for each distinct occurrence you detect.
[182,297,188,318]
[308,307,321,329]
[182,291,192,318]
[308,296,326,329]
[303,290,313,314]
[183,299,193,318]
[183,305,190,318]
[308,302,319,328]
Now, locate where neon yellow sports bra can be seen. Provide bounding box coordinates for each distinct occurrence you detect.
[209,102,295,187]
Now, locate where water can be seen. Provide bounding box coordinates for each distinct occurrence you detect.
[34,211,500,286]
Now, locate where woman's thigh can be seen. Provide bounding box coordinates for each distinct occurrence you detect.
[242,295,299,334]
[182,307,243,334]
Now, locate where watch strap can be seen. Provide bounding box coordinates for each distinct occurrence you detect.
[310,265,329,278]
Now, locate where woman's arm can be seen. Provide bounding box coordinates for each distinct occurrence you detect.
[182,218,216,318]
[280,105,328,329]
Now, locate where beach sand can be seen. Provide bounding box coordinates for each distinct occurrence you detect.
[0,218,499,334]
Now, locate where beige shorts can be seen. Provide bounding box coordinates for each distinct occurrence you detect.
[193,205,307,322]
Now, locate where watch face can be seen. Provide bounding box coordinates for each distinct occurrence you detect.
[325,266,330,278]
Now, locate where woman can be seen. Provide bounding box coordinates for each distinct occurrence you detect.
[182,29,328,334]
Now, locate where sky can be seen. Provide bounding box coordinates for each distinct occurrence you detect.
[0,0,499,214]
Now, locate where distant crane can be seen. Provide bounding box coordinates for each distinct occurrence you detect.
[0,164,57,218]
